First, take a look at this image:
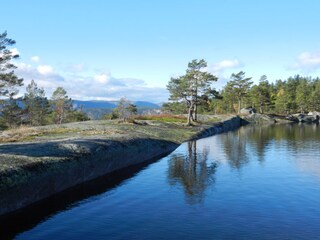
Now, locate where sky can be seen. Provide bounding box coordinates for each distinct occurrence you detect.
[2,0,320,103]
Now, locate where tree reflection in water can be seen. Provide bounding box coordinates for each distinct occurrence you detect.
[167,141,217,204]
[222,129,249,169]
[222,124,320,169]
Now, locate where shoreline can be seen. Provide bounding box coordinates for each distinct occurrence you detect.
[0,116,242,216]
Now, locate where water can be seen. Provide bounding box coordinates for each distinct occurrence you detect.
[1,124,320,239]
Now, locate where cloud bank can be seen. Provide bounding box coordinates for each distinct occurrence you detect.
[15,62,168,103]
[292,51,320,72]
[208,59,243,89]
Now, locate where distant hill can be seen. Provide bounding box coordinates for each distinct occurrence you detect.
[73,100,161,119]
[133,101,161,109]
[73,100,117,109]
[73,100,160,109]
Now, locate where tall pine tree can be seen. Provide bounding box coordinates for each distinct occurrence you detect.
[0,31,23,98]
[23,80,51,126]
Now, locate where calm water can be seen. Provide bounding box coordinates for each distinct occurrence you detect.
[1,124,320,239]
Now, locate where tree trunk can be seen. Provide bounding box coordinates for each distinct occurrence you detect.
[187,104,193,125]
[194,104,197,121]
[238,98,241,114]
[260,102,263,114]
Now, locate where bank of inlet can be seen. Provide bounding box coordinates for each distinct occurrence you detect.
[0,115,242,216]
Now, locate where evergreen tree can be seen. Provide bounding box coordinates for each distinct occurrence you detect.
[0,31,23,98]
[296,79,311,114]
[167,59,217,125]
[228,71,253,114]
[112,97,137,121]
[23,80,50,126]
[275,88,290,114]
[311,80,320,111]
[0,98,23,128]
[127,103,138,116]
[285,76,300,113]
[249,75,271,113]
[51,87,73,124]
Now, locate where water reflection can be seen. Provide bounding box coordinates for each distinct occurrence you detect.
[219,124,320,170]
[0,155,167,240]
[221,130,249,169]
[167,124,320,204]
[168,141,217,204]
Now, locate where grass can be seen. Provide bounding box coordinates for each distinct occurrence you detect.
[134,114,187,123]
[0,126,78,143]
[0,114,231,144]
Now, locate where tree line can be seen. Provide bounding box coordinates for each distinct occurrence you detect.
[213,73,320,115]
[0,31,88,129]
[165,59,320,122]
[3,31,320,128]
[0,80,89,129]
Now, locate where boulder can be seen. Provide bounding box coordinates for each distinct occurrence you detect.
[240,107,256,115]
[242,113,275,124]
[307,111,319,117]
[296,113,320,123]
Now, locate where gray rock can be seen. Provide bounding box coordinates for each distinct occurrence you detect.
[297,113,319,123]
[240,107,256,115]
[242,113,275,124]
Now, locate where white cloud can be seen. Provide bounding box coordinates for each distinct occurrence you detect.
[31,56,40,62]
[15,63,167,102]
[9,48,20,56]
[37,65,53,75]
[211,59,242,72]
[94,73,111,84]
[293,51,320,71]
[207,59,243,90]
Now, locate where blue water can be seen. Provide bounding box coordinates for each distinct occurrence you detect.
[3,124,320,239]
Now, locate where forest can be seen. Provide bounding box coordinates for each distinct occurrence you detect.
[165,60,320,121]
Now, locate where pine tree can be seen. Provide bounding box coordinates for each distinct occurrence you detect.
[228,71,253,114]
[23,80,51,126]
[0,98,23,128]
[0,31,23,98]
[51,87,73,124]
[167,59,217,125]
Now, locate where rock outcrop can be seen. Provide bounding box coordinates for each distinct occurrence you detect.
[0,116,242,216]
[241,113,276,124]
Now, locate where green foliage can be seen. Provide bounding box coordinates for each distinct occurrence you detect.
[0,98,23,129]
[248,75,272,113]
[165,73,320,116]
[108,97,138,121]
[66,109,90,122]
[167,59,218,124]
[51,87,73,124]
[295,79,311,113]
[23,80,51,126]
[0,31,23,98]
[228,71,253,113]
[162,102,186,114]
[311,80,320,111]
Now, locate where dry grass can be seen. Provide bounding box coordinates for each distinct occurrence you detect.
[0,125,78,143]
[134,114,187,123]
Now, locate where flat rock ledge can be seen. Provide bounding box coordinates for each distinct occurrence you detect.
[0,116,241,216]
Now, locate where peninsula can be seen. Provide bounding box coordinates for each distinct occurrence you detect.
[0,115,242,216]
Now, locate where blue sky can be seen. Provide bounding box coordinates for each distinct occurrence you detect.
[2,0,320,102]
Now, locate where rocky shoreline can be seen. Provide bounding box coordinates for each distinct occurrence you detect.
[0,115,242,216]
